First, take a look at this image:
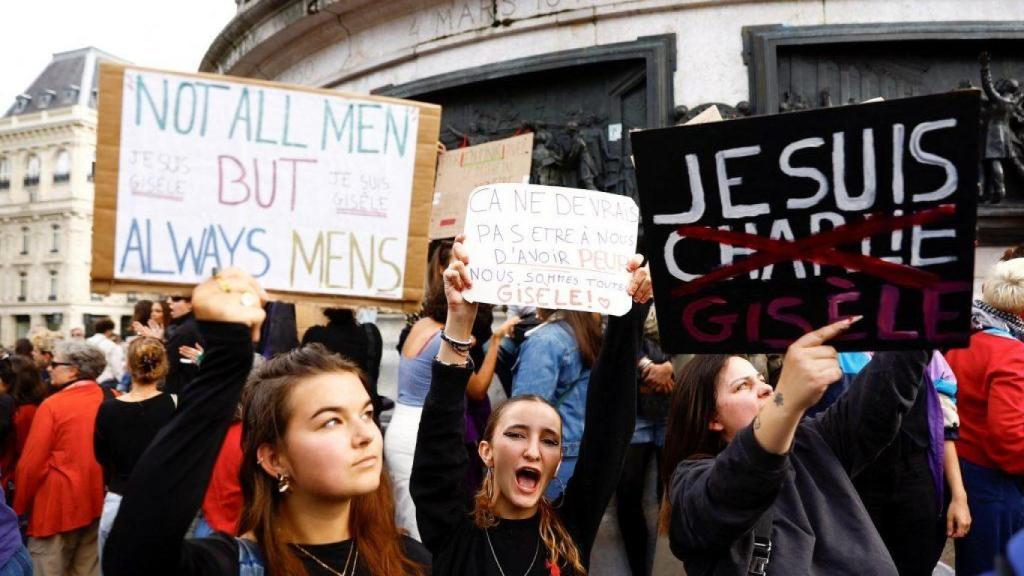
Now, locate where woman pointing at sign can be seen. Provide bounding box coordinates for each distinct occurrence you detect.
[660,320,932,574]
[410,236,651,575]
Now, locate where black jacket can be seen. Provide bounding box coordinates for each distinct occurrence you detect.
[669,350,930,575]
[163,313,202,395]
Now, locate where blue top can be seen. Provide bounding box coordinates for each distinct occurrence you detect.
[511,320,590,459]
[396,331,442,407]
[0,484,21,566]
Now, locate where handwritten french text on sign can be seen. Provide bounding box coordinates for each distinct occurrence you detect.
[430,134,533,239]
[462,184,639,316]
[93,64,440,308]
[631,91,980,353]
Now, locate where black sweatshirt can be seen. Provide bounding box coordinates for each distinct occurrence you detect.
[410,304,642,576]
[668,350,931,575]
[103,322,429,576]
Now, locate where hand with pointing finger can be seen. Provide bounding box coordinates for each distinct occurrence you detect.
[753,316,861,454]
[774,316,862,413]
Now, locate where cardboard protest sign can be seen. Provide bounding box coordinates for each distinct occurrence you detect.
[462,184,639,316]
[631,91,980,353]
[92,63,441,310]
[430,134,534,239]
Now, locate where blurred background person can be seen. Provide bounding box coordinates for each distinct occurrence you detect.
[15,340,107,576]
[0,352,46,507]
[946,257,1024,576]
[87,318,124,391]
[94,336,175,565]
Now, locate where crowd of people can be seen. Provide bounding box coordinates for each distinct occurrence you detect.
[0,240,1018,576]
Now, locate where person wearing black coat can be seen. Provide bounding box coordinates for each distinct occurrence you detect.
[662,320,931,575]
[163,296,203,395]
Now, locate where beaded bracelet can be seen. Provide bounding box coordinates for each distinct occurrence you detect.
[440,330,473,354]
[435,355,475,370]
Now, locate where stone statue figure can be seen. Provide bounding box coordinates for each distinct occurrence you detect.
[563,121,599,190]
[531,127,562,186]
[980,51,1024,204]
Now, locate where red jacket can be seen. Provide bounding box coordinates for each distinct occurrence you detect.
[202,421,243,535]
[946,329,1024,476]
[0,404,39,498]
[13,381,105,537]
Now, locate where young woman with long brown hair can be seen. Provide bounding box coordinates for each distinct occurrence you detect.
[510,307,602,500]
[659,325,933,575]
[387,240,516,539]
[103,268,428,576]
[411,238,652,575]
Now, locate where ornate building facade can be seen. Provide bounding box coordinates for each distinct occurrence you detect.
[204,0,1024,291]
[0,47,153,344]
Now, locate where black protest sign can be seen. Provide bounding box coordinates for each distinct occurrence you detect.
[631,91,980,353]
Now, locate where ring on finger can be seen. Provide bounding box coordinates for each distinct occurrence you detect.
[240,292,259,308]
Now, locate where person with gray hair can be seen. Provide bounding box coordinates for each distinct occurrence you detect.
[13,338,109,575]
[945,257,1024,575]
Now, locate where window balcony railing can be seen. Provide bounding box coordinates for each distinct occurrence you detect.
[23,176,39,187]
[54,173,70,184]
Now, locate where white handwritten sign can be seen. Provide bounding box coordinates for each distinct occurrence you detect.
[93,64,441,308]
[462,184,639,316]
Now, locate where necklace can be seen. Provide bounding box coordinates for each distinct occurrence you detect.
[293,541,358,576]
[484,527,540,576]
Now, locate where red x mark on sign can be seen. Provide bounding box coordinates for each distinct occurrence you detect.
[670,204,957,298]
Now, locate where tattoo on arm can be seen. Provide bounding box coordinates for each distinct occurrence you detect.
[773,392,784,407]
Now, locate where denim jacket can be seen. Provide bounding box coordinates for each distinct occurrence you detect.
[511,320,590,459]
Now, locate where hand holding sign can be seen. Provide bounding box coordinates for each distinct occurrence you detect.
[442,235,477,341]
[461,183,641,316]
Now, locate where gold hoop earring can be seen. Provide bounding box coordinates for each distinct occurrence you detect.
[277,473,291,494]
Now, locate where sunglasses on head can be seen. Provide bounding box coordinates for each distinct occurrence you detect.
[50,361,76,368]
[168,296,191,303]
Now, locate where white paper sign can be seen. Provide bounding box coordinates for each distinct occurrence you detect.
[112,68,420,300]
[463,184,639,316]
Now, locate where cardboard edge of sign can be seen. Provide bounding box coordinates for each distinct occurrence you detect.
[90,62,441,312]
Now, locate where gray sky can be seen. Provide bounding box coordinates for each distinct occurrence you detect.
[1,1,238,112]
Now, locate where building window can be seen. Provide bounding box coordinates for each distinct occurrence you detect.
[63,85,80,105]
[24,155,40,188]
[91,293,103,302]
[13,95,30,115]
[54,150,70,183]
[126,291,138,303]
[18,272,26,302]
[38,90,56,109]
[51,224,60,252]
[14,316,30,340]
[20,227,28,255]
[44,313,63,331]
[0,157,9,190]
[48,270,57,301]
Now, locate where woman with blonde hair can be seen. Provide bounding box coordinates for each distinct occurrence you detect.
[94,336,176,562]
[411,238,651,575]
[104,268,429,576]
[945,257,1024,575]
